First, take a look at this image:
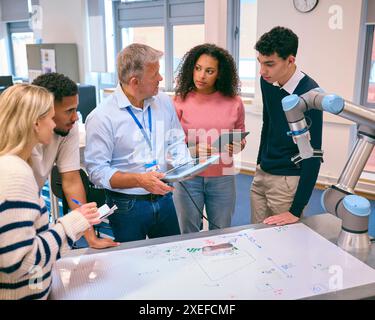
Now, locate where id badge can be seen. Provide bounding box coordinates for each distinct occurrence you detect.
[144,159,160,172]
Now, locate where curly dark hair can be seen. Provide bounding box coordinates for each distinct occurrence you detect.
[175,43,240,100]
[255,26,298,59]
[32,72,78,101]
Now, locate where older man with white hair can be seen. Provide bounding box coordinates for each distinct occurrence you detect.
[85,43,190,243]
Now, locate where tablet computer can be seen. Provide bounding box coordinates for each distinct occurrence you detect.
[161,155,220,183]
[211,131,249,152]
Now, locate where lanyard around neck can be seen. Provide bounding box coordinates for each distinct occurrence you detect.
[126,106,152,150]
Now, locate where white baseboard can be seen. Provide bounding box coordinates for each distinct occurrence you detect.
[235,160,375,196]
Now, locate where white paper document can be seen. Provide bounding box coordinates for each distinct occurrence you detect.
[40,48,56,73]
[97,204,117,220]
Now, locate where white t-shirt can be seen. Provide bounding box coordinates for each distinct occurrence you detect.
[31,122,80,189]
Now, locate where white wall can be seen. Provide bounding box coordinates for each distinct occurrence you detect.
[204,0,227,47]
[256,0,364,102]
[38,0,92,84]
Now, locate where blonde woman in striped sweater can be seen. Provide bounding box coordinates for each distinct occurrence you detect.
[0,84,100,300]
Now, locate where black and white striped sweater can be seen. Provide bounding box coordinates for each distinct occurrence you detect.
[0,155,90,300]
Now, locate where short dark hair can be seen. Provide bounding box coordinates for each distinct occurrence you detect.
[32,72,78,101]
[255,26,298,59]
[175,43,240,100]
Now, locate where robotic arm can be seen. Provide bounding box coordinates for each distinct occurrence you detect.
[282,90,375,255]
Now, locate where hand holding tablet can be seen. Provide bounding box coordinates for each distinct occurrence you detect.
[161,155,220,183]
[211,131,249,153]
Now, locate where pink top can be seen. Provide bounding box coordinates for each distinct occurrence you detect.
[174,91,246,177]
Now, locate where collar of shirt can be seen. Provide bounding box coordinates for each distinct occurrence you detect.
[84,86,191,195]
[273,67,305,94]
[114,84,155,112]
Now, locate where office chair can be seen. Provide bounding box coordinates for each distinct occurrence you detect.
[77,84,96,123]
[50,166,112,241]
[0,75,13,94]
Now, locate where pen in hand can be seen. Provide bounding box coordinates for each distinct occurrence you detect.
[71,198,101,226]
[72,198,116,221]
[71,198,82,206]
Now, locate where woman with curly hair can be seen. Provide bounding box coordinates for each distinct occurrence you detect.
[173,43,246,233]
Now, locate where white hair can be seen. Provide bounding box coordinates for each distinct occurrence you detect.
[117,43,163,84]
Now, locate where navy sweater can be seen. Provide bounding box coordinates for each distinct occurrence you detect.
[257,74,323,217]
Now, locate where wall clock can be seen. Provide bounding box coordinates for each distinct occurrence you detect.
[293,0,319,13]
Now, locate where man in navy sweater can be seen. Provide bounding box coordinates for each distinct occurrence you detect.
[251,26,323,226]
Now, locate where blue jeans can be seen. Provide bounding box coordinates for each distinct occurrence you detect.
[173,175,236,233]
[105,191,180,242]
